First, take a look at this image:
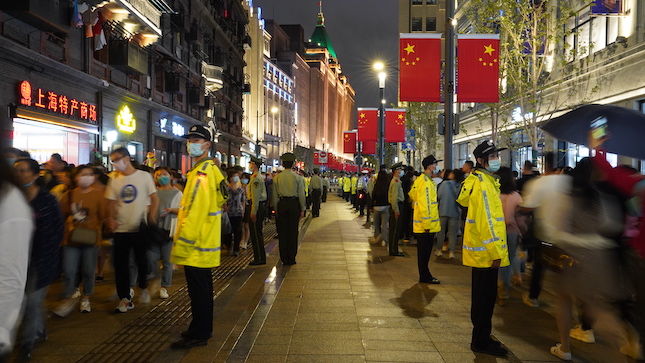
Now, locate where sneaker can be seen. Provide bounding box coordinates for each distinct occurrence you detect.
[139,289,151,304]
[129,288,135,300]
[71,288,81,299]
[522,293,539,308]
[434,250,443,257]
[441,244,448,252]
[80,298,91,313]
[159,287,169,299]
[448,252,456,259]
[240,242,248,249]
[53,298,77,318]
[569,325,595,343]
[550,343,572,361]
[115,298,134,313]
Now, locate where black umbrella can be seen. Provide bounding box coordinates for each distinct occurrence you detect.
[541,104,645,159]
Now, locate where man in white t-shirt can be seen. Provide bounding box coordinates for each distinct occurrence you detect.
[106,147,158,313]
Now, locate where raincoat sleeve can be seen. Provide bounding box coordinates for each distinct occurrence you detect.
[408,178,418,203]
[176,168,214,244]
[457,175,475,208]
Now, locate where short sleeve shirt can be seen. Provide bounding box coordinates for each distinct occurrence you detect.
[106,170,157,233]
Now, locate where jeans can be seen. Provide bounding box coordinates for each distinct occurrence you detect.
[148,238,173,287]
[435,216,459,252]
[229,216,243,253]
[372,206,389,243]
[63,245,97,297]
[113,233,149,299]
[499,233,520,291]
[19,286,49,348]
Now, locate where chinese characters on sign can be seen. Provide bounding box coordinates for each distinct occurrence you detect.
[18,80,98,123]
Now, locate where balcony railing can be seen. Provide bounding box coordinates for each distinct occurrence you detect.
[202,61,224,92]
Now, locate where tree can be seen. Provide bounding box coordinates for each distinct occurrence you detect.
[405,102,442,167]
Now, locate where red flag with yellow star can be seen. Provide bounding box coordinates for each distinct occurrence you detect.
[361,140,377,155]
[457,34,500,103]
[357,108,378,142]
[343,130,357,154]
[399,33,442,102]
[385,108,406,143]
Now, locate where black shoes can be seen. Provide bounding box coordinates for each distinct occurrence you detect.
[419,277,441,284]
[171,337,208,349]
[249,261,266,266]
[470,342,508,357]
[390,252,405,257]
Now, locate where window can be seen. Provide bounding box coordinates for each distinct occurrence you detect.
[426,0,437,4]
[607,16,619,44]
[412,0,423,5]
[411,17,422,31]
[426,17,437,31]
[591,16,607,53]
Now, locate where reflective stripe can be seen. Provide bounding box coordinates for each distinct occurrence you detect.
[463,245,486,252]
[481,190,499,241]
[422,216,432,220]
[431,219,440,223]
[413,220,422,223]
[482,237,500,245]
[179,237,196,245]
[431,201,438,205]
[495,217,505,222]
[193,246,221,252]
[208,211,223,216]
[467,219,476,224]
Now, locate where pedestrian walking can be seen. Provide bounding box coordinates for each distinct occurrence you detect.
[14,158,63,360]
[369,168,390,245]
[409,155,442,284]
[106,148,159,313]
[388,162,405,256]
[457,141,510,357]
[248,156,267,265]
[271,153,306,265]
[171,125,227,349]
[310,168,323,218]
[435,169,461,259]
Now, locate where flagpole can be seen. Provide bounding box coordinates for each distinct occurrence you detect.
[378,76,386,167]
[443,0,456,170]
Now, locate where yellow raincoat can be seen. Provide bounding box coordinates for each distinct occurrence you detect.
[408,173,441,233]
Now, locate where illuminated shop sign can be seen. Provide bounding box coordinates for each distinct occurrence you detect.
[159,118,185,137]
[18,80,98,123]
[116,105,136,133]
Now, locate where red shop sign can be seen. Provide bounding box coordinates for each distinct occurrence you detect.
[18,80,98,123]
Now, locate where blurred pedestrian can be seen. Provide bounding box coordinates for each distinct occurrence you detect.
[400,166,415,243]
[225,168,245,256]
[388,162,405,256]
[370,169,390,246]
[457,141,509,357]
[516,160,539,195]
[240,172,251,250]
[435,169,461,259]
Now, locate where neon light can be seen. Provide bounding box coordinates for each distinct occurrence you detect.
[116,105,136,134]
[17,80,98,123]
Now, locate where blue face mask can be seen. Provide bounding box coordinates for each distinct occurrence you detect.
[241,178,249,185]
[231,176,240,184]
[486,159,501,173]
[157,175,171,186]
[187,142,205,157]
[23,181,34,188]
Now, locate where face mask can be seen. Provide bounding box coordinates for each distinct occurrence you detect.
[241,178,249,185]
[113,159,127,172]
[486,159,501,173]
[78,175,95,188]
[157,175,171,186]
[23,181,34,188]
[231,176,240,184]
[187,142,205,157]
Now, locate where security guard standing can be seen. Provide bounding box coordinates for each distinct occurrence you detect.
[171,125,227,349]
[343,173,351,201]
[351,173,358,209]
[248,156,267,265]
[321,174,329,203]
[271,153,306,265]
[388,162,405,256]
[310,168,323,217]
[409,155,442,284]
[457,141,509,357]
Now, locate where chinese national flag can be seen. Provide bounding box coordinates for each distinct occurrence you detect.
[361,141,376,155]
[313,152,320,165]
[399,33,442,102]
[457,34,500,103]
[343,131,357,154]
[385,108,406,143]
[357,108,378,142]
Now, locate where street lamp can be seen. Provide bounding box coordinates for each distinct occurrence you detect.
[373,63,387,167]
[256,106,279,157]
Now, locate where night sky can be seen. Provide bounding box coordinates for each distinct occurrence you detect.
[255,0,399,109]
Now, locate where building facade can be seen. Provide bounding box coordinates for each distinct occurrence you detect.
[1,0,248,173]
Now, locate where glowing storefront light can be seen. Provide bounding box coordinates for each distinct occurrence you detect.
[116,105,136,133]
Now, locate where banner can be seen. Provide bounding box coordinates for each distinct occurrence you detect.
[385,108,406,143]
[343,130,357,154]
[361,140,377,155]
[401,128,416,151]
[591,0,623,15]
[399,33,442,102]
[457,34,500,103]
[319,151,328,164]
[357,108,378,142]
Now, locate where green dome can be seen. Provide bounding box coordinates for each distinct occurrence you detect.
[310,9,337,59]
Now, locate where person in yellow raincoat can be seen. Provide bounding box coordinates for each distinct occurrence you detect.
[457,140,510,357]
[170,125,227,349]
[409,155,442,284]
[343,173,351,202]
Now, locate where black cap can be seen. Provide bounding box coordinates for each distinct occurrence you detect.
[473,140,507,159]
[422,155,442,169]
[182,125,211,141]
[249,155,263,166]
[391,162,404,171]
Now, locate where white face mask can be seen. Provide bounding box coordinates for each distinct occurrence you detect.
[113,159,127,172]
[77,175,95,188]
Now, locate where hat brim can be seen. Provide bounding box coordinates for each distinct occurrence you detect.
[182,133,209,140]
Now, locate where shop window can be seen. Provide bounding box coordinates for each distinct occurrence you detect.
[411,17,423,32]
[412,0,423,5]
[426,17,437,31]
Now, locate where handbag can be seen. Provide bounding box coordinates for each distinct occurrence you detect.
[67,192,97,246]
[140,221,169,246]
[540,241,576,273]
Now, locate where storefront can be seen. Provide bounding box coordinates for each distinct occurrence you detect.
[100,100,147,167]
[11,80,99,165]
[151,112,191,173]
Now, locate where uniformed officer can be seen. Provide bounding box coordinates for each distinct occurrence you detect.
[350,173,358,209]
[342,173,351,201]
[310,168,323,217]
[321,173,329,203]
[357,170,369,217]
[171,125,227,349]
[248,156,267,265]
[388,162,406,256]
[271,153,306,265]
[304,171,312,210]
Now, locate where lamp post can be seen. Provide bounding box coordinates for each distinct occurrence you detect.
[256,106,278,157]
[373,61,387,167]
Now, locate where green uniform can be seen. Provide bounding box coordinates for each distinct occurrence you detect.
[248,171,267,264]
[310,175,323,217]
[272,169,306,265]
[388,177,405,255]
